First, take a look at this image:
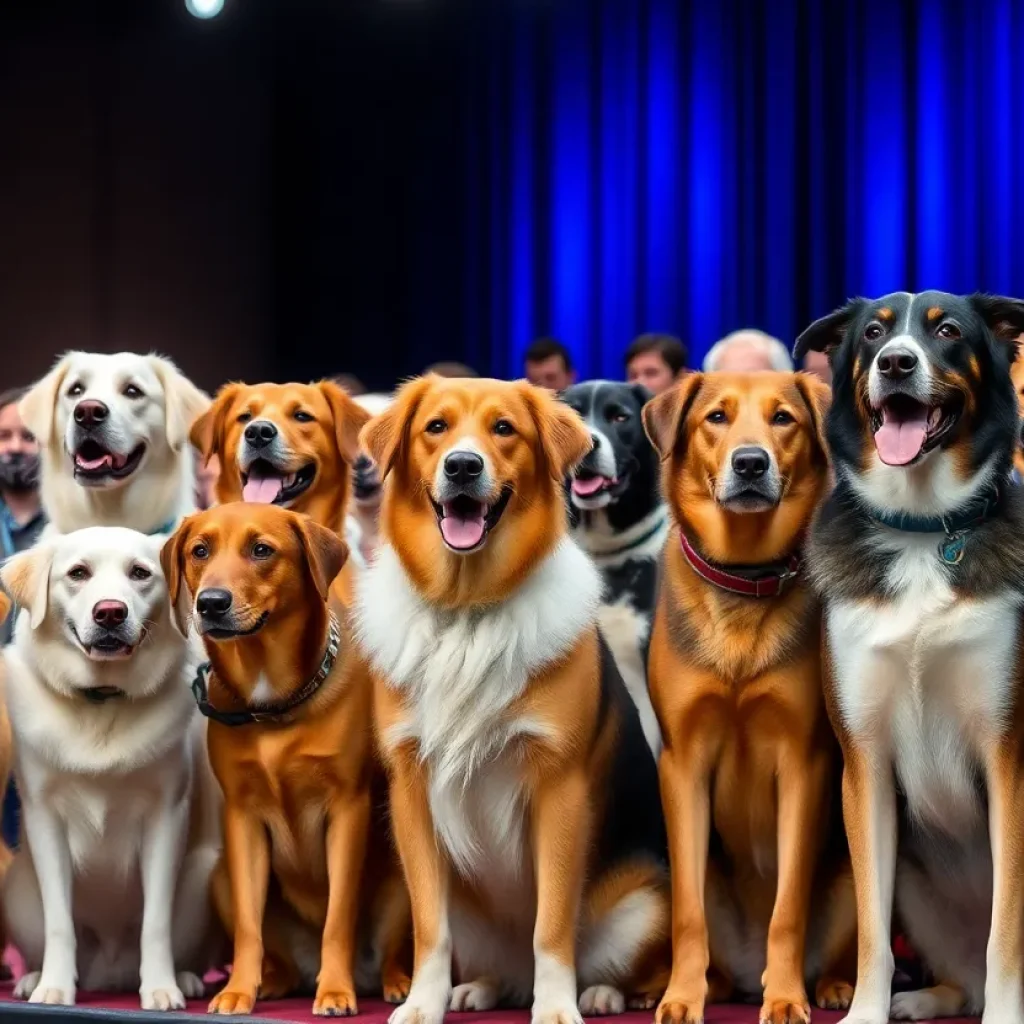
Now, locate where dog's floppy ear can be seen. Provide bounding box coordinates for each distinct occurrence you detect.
[643,372,704,461]
[318,380,372,464]
[189,382,244,467]
[148,355,211,452]
[160,516,197,637]
[19,354,71,447]
[970,294,1024,349]
[290,514,348,602]
[794,372,832,465]
[360,376,433,479]
[629,382,654,407]
[518,381,592,480]
[793,299,866,362]
[1,543,54,630]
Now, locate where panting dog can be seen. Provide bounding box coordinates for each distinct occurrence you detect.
[18,352,210,536]
[347,392,394,568]
[643,372,855,1024]
[561,381,667,757]
[189,381,370,602]
[356,375,670,1024]
[0,527,221,1010]
[793,292,1024,1024]
[161,503,411,1017]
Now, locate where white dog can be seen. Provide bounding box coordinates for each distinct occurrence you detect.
[19,352,210,537]
[0,527,221,1009]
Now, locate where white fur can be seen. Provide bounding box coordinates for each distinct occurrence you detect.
[20,352,209,536]
[572,506,668,569]
[0,529,220,1009]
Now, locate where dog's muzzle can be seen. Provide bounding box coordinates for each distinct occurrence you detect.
[717,445,781,512]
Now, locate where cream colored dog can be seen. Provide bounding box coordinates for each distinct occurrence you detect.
[0,527,221,1009]
[19,352,209,537]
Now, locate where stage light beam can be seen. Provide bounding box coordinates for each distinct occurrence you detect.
[186,0,225,19]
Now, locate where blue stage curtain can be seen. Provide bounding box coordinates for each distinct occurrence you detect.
[461,0,1024,379]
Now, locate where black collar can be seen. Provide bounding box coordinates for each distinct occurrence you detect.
[81,686,126,704]
[191,614,341,727]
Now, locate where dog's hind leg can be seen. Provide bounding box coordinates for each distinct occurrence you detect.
[4,852,44,998]
[172,841,221,999]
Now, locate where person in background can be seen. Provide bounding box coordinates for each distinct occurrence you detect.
[624,333,688,395]
[423,361,479,378]
[703,328,793,373]
[195,451,220,510]
[523,338,576,391]
[0,386,46,859]
[802,349,833,386]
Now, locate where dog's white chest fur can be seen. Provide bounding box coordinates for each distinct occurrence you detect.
[828,534,1020,831]
[356,539,601,877]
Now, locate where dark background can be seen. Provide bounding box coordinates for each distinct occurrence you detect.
[2,0,1020,393]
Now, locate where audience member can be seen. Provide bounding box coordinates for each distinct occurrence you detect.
[624,333,687,394]
[703,329,793,373]
[523,338,576,390]
[802,350,832,386]
[424,361,479,378]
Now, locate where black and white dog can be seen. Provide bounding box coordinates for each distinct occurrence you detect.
[561,380,667,756]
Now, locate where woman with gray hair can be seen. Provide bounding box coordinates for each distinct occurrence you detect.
[702,328,794,372]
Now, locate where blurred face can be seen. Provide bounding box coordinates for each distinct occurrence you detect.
[715,343,774,373]
[195,453,220,510]
[0,401,40,493]
[525,356,574,392]
[626,351,678,395]
[802,350,832,386]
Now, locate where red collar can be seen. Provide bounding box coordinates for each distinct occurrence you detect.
[679,531,801,598]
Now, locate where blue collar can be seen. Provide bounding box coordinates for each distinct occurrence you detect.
[150,519,178,536]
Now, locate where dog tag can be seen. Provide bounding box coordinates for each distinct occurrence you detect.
[939,533,966,565]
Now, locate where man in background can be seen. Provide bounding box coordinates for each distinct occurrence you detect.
[524,338,576,391]
[625,333,688,394]
[802,350,832,386]
[703,329,793,373]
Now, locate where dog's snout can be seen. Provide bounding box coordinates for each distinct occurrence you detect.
[731,446,770,481]
[444,451,484,485]
[877,347,919,381]
[243,420,278,449]
[92,600,128,628]
[196,588,233,617]
[74,400,109,428]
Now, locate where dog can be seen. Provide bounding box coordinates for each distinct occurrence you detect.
[642,372,855,1024]
[0,527,221,1009]
[160,502,411,1016]
[18,352,210,536]
[793,291,1024,1024]
[1010,343,1024,482]
[561,380,667,756]
[356,374,670,1024]
[347,392,394,568]
[189,380,370,600]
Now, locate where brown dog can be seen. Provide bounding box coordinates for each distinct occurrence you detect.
[189,381,370,602]
[161,503,409,1016]
[356,376,670,1024]
[642,372,855,1024]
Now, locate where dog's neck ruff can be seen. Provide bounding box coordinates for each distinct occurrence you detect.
[679,530,801,599]
[191,613,341,727]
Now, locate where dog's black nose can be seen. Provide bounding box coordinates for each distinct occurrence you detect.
[74,400,109,428]
[731,446,770,481]
[196,588,233,617]
[353,454,373,473]
[243,420,278,448]
[444,451,484,485]
[877,347,919,381]
[92,600,127,628]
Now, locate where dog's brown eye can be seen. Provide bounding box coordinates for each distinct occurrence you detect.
[293,410,314,423]
[67,382,84,398]
[864,323,885,341]
[772,410,795,426]
[936,322,961,340]
[252,542,274,560]
[706,410,727,424]
[236,411,252,424]
[426,419,447,435]
[67,565,90,582]
[191,543,209,560]
[123,384,144,400]
[493,419,515,436]
[129,565,152,581]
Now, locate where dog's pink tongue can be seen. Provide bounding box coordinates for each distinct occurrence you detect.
[242,468,283,503]
[874,406,929,466]
[440,503,486,550]
[572,475,609,496]
[76,452,112,471]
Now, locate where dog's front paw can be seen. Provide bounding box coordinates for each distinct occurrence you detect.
[759,997,810,1024]
[383,969,412,1005]
[450,979,500,1012]
[176,971,206,1000]
[208,985,257,1015]
[655,991,705,1024]
[141,984,187,1012]
[815,976,854,1011]
[388,996,448,1024]
[313,985,358,1017]
[28,976,76,1006]
[532,1000,584,1024]
[13,972,40,1001]
[578,985,625,1016]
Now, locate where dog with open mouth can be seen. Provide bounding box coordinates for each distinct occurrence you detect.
[0,527,221,1010]
[17,352,210,537]
[345,392,394,568]
[561,380,668,757]
[794,291,1024,1024]
[190,381,369,600]
[356,375,670,1024]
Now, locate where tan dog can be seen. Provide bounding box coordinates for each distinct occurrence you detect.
[356,375,670,1024]
[161,503,409,1017]
[643,372,855,1024]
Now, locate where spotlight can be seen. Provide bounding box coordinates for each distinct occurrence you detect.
[185,0,225,18]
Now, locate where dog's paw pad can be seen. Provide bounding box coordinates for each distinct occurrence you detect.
[142,985,187,1012]
[176,972,206,1000]
[208,988,256,1015]
[579,985,625,1016]
[450,980,499,1012]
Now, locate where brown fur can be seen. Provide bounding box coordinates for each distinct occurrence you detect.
[189,381,369,604]
[643,372,855,1024]
[1011,340,1024,477]
[161,504,410,1016]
